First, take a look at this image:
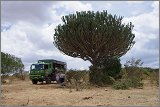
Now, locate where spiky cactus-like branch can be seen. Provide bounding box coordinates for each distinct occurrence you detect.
[54,10,135,67]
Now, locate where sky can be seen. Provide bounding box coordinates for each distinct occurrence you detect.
[1,1,159,71]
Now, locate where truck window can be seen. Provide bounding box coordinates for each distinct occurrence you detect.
[31,64,44,70]
[44,65,48,69]
[31,65,36,70]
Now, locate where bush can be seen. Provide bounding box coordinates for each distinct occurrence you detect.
[142,69,151,79]
[89,67,116,86]
[1,79,12,84]
[100,57,122,78]
[112,79,130,90]
[125,67,143,87]
[101,75,115,85]
[150,70,159,87]
[128,77,143,88]
[89,57,121,86]
[89,68,103,86]
[1,74,9,80]
[112,77,143,90]
[65,70,89,91]
[113,66,144,90]
[12,73,26,80]
[141,68,159,87]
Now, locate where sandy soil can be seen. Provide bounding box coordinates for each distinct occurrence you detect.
[1,79,159,106]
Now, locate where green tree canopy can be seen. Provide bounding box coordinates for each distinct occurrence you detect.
[54,10,135,67]
[1,52,24,75]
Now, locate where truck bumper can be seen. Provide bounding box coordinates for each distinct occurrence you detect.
[30,75,45,81]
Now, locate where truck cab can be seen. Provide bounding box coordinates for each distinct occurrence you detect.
[29,59,67,84]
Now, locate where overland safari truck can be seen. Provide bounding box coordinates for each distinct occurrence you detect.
[29,59,67,84]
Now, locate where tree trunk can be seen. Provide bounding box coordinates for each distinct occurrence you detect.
[89,59,104,85]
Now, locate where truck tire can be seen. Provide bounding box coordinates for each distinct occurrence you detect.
[32,80,38,84]
[46,77,51,84]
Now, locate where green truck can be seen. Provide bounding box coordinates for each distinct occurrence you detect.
[29,59,67,84]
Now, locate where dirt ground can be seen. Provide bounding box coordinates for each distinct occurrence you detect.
[1,79,159,106]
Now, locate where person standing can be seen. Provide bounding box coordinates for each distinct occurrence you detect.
[56,71,60,83]
[59,71,65,86]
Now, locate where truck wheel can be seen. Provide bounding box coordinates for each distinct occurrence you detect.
[46,77,51,84]
[32,80,38,84]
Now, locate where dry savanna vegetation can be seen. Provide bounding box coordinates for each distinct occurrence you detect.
[1,68,159,106]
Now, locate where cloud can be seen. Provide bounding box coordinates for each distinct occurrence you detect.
[123,1,158,32]
[1,1,57,26]
[121,1,159,68]
[1,1,159,71]
[53,1,92,12]
[82,1,112,12]
[1,1,93,71]
[126,1,144,4]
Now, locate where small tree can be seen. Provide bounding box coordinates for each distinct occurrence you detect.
[124,58,143,79]
[124,58,144,88]
[1,52,24,77]
[124,57,143,67]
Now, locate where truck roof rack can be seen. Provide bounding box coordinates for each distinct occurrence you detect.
[38,59,66,65]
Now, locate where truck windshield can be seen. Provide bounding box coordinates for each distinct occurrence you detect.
[31,64,44,70]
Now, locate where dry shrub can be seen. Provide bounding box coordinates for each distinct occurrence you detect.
[1,73,29,85]
[112,79,130,90]
[12,73,25,80]
[150,70,159,87]
[12,73,30,81]
[125,67,143,87]
[1,79,12,84]
[89,67,116,86]
[1,75,12,84]
[142,69,151,80]
[113,67,144,90]
[65,70,89,91]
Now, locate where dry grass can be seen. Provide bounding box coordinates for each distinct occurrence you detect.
[1,79,159,106]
